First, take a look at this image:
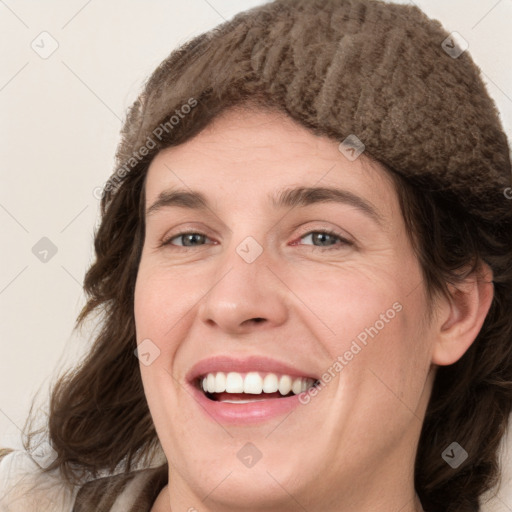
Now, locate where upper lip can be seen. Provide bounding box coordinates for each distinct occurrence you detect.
[186,355,319,384]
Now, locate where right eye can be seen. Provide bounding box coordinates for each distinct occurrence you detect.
[161,232,214,248]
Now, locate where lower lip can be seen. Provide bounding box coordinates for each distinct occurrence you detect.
[188,382,308,424]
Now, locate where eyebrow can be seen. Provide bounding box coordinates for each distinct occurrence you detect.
[146,186,383,224]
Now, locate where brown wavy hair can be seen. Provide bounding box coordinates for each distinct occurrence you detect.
[22,1,512,511]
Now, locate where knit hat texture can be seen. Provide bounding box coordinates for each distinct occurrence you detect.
[114,0,512,229]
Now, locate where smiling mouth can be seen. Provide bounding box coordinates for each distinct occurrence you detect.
[196,371,319,403]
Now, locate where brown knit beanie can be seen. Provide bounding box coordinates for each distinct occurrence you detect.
[111,0,511,243]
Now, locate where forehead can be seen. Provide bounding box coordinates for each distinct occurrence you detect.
[144,107,399,220]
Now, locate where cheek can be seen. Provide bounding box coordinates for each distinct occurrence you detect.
[337,287,432,439]
[133,265,189,407]
[134,266,193,448]
[286,259,432,405]
[284,260,418,347]
[134,262,199,343]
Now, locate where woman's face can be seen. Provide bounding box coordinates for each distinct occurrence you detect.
[135,108,437,511]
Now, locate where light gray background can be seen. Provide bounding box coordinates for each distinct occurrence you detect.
[1,0,511,508]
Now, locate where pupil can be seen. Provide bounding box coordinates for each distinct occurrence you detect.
[314,233,334,246]
[184,234,204,246]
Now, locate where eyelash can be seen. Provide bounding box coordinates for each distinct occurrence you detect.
[160,229,352,252]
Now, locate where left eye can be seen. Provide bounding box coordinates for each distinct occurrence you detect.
[296,230,351,250]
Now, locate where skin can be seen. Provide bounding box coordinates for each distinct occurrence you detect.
[135,107,493,512]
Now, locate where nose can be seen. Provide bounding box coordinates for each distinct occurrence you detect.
[197,239,289,335]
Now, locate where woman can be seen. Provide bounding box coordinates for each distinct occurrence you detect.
[1,0,511,510]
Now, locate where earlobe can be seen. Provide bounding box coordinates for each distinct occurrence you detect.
[431,263,494,366]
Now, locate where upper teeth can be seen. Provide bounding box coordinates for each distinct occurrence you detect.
[200,371,315,395]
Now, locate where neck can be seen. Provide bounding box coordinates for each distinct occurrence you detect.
[165,474,425,512]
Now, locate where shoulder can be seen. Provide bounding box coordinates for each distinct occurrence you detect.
[0,447,168,512]
[0,448,14,461]
[0,448,77,512]
[73,464,168,512]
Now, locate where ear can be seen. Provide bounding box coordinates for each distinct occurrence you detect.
[432,263,494,366]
